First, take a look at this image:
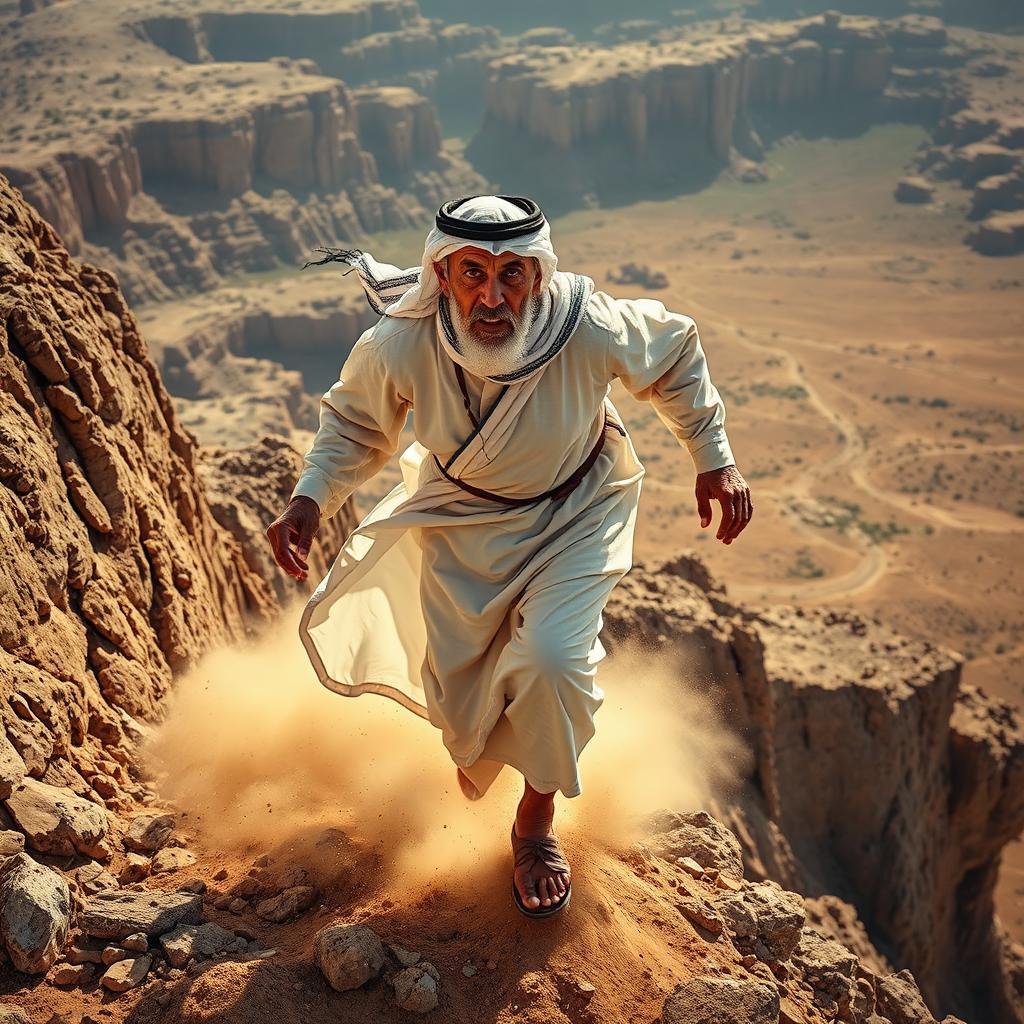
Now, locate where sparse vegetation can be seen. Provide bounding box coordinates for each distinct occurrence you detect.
[787,548,826,579]
[749,382,809,401]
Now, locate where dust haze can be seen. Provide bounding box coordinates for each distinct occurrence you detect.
[144,601,749,896]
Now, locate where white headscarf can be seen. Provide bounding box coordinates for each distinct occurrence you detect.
[302,195,594,383]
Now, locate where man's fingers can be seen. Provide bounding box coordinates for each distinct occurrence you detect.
[723,494,745,543]
[725,491,753,543]
[716,493,736,540]
[696,484,713,529]
[266,521,307,579]
[295,525,316,563]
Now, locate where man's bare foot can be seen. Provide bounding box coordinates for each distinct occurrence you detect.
[513,783,571,911]
[456,766,480,801]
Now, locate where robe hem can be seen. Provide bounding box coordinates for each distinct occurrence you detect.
[301,603,586,796]
[299,598,431,721]
[452,747,584,798]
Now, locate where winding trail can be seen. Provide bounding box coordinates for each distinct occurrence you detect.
[675,305,1022,602]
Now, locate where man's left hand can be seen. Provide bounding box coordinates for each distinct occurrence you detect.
[695,465,753,545]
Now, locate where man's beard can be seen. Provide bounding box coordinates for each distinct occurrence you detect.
[448,292,542,379]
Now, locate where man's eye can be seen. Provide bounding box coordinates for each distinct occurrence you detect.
[464,268,483,280]
[503,269,522,280]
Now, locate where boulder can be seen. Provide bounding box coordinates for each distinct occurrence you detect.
[81,888,202,939]
[677,894,725,937]
[0,831,25,858]
[876,969,939,1024]
[71,861,118,896]
[151,847,196,874]
[159,921,244,968]
[391,963,440,1014]
[715,880,806,960]
[4,777,109,859]
[52,961,95,985]
[100,954,152,992]
[118,853,151,884]
[0,853,71,974]
[314,923,386,992]
[255,885,317,923]
[646,810,744,880]
[662,976,780,1024]
[101,945,128,965]
[790,926,858,1014]
[122,932,149,952]
[124,812,175,853]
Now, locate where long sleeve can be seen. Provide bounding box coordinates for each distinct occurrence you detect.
[598,293,735,474]
[290,329,410,520]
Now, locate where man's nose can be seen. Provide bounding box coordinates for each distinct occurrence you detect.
[480,273,504,309]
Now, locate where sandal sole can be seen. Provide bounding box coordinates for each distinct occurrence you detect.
[511,879,571,919]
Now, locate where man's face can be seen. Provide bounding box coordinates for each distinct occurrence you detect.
[433,247,542,345]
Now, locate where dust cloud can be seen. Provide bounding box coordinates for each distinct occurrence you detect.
[144,601,750,896]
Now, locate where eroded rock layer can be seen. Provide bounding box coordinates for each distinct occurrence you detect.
[603,554,1024,1024]
[0,0,489,306]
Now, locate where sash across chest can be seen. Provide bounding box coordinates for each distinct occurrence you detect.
[432,361,623,508]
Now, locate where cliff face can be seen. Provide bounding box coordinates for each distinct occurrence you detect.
[0,1,490,307]
[353,86,442,177]
[0,169,353,801]
[603,554,1024,1024]
[478,13,900,158]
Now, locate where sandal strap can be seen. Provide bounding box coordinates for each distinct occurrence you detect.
[511,829,571,875]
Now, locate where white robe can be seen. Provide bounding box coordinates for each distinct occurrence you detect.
[290,289,735,798]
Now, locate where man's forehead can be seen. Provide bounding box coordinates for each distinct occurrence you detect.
[448,246,532,267]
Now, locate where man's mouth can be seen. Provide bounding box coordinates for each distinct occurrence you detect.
[470,311,514,339]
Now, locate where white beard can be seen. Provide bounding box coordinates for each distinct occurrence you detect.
[448,292,542,379]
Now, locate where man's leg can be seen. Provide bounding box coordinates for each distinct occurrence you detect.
[498,570,623,910]
[515,777,570,910]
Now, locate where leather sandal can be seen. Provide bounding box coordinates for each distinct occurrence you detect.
[510,822,572,918]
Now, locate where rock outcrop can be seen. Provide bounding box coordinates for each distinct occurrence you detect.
[0,169,354,808]
[0,0,483,306]
[1,169,268,789]
[477,13,899,159]
[603,554,1024,1024]
[910,107,1024,254]
[353,86,443,176]
[198,436,357,608]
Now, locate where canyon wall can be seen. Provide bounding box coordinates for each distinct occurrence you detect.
[603,554,1024,1024]
[0,169,354,808]
[477,12,951,159]
[0,1,492,306]
[3,80,378,254]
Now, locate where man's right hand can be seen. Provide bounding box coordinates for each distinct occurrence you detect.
[266,496,321,581]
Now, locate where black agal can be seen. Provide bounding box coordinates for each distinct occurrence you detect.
[435,196,545,242]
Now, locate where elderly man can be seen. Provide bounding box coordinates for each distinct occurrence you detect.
[265,195,752,918]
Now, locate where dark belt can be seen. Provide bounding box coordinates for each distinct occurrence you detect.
[434,361,624,508]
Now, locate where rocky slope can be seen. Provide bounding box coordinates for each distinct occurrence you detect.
[0,162,356,967]
[603,554,1024,1024]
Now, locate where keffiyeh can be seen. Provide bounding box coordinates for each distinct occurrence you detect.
[302,195,593,383]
